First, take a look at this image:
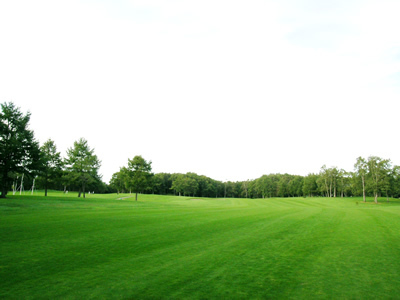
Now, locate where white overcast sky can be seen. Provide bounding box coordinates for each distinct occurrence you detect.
[1,0,400,183]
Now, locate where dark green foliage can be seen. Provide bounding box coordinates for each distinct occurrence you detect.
[390,166,400,198]
[126,155,153,201]
[4,103,400,200]
[109,170,126,194]
[303,173,319,196]
[171,173,199,196]
[37,139,63,196]
[0,102,40,198]
[152,172,172,195]
[353,156,393,203]
[64,138,101,198]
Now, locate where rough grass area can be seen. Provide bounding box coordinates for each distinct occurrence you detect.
[1,192,400,299]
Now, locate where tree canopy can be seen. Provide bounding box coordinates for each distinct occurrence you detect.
[39,139,63,196]
[3,101,400,202]
[64,138,101,198]
[0,102,40,198]
[126,155,153,201]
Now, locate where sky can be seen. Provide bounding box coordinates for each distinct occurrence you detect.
[1,0,400,183]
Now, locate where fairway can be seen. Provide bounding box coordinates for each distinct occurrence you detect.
[1,193,400,299]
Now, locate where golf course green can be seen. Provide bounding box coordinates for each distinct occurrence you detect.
[1,192,400,299]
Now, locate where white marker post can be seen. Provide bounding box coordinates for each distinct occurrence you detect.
[31,176,36,195]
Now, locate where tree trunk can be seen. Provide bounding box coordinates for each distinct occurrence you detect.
[324,179,329,197]
[44,176,48,197]
[135,192,138,201]
[1,173,8,198]
[341,179,344,198]
[362,176,366,202]
[0,186,7,198]
[83,182,86,199]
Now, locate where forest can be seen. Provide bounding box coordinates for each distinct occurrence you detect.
[110,158,399,202]
[2,101,399,201]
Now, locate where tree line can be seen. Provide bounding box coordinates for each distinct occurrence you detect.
[1,102,400,202]
[0,102,104,198]
[108,161,400,203]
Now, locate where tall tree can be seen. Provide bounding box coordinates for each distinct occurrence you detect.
[317,165,330,197]
[390,166,400,198]
[183,175,199,197]
[65,138,101,198]
[303,173,319,197]
[336,169,347,198]
[338,169,352,197]
[109,170,126,194]
[317,166,340,197]
[0,102,40,198]
[152,173,172,195]
[198,175,218,198]
[253,174,279,198]
[241,180,250,198]
[354,157,368,202]
[171,173,185,196]
[367,156,390,203]
[289,175,304,197]
[331,167,339,198]
[277,174,290,197]
[254,175,269,198]
[39,139,63,196]
[127,155,153,201]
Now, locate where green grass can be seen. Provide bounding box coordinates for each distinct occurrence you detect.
[2,192,400,299]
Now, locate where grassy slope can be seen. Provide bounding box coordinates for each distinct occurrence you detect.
[1,192,400,299]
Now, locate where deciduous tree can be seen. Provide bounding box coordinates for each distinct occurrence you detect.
[390,166,400,198]
[367,156,391,203]
[303,173,319,197]
[126,155,153,201]
[354,157,368,202]
[110,170,126,194]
